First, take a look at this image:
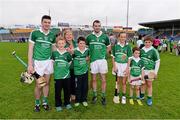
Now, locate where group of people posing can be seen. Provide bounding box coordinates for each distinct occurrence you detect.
[28,15,160,112]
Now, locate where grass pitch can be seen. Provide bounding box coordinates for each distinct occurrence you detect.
[0,42,180,119]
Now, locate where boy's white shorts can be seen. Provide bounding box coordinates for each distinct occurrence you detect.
[34,60,54,76]
[129,75,142,86]
[112,62,127,77]
[90,59,108,74]
[144,70,155,81]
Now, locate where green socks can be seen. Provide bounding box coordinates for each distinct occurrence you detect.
[35,99,40,106]
[43,96,48,104]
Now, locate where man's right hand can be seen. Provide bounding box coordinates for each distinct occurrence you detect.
[28,65,34,74]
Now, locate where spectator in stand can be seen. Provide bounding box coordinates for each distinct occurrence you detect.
[136,35,144,49]
[169,36,174,54]
[109,33,117,48]
[153,36,161,49]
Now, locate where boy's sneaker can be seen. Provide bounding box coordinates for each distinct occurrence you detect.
[147,99,152,106]
[137,99,143,106]
[74,103,80,107]
[91,96,97,104]
[42,103,50,111]
[56,106,63,112]
[140,94,145,100]
[66,104,72,110]
[121,96,126,104]
[113,96,120,104]
[129,99,134,105]
[34,105,40,112]
[82,102,88,107]
[101,97,106,106]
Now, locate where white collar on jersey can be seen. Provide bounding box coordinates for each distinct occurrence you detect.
[142,46,154,52]
[117,42,126,47]
[131,56,140,62]
[57,49,67,55]
[92,31,103,37]
[40,28,50,36]
[76,47,88,54]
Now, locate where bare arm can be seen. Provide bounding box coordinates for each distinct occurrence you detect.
[28,42,34,74]
[52,44,57,51]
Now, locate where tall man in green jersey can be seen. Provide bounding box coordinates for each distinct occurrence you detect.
[86,20,111,105]
[28,15,56,112]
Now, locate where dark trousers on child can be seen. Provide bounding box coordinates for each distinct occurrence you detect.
[70,69,76,96]
[55,78,70,107]
[75,72,88,103]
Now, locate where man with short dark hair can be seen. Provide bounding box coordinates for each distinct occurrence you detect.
[86,20,111,105]
[28,15,56,112]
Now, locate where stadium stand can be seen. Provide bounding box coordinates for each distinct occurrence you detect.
[139,19,180,40]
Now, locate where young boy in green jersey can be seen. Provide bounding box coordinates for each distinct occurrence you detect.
[51,36,72,111]
[73,37,89,107]
[129,47,144,106]
[140,36,160,106]
[112,32,132,104]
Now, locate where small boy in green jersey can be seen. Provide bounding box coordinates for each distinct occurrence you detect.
[112,32,132,104]
[73,36,89,107]
[51,36,72,111]
[140,36,160,106]
[129,47,144,106]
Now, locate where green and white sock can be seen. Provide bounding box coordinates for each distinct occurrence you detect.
[92,90,97,97]
[101,92,106,98]
[43,96,48,104]
[35,99,40,106]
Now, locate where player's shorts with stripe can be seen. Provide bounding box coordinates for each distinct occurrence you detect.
[112,62,127,77]
[144,70,155,81]
[129,75,142,86]
[90,59,108,74]
[34,59,53,76]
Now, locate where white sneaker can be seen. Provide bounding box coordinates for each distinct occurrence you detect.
[113,96,120,104]
[121,96,126,104]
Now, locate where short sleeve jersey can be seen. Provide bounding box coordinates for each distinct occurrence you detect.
[86,32,110,63]
[52,50,72,79]
[130,57,144,77]
[112,43,132,63]
[73,47,89,75]
[29,29,56,60]
[140,46,160,70]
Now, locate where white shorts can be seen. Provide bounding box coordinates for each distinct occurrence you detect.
[129,75,142,86]
[112,63,127,77]
[144,70,155,81]
[34,60,54,76]
[90,59,108,74]
[163,44,167,47]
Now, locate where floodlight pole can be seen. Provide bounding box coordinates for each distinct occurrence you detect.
[126,0,129,28]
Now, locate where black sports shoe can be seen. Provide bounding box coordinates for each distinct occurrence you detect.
[101,97,106,106]
[34,105,40,112]
[91,96,97,104]
[42,103,50,111]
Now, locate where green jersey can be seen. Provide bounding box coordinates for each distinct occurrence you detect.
[130,57,144,77]
[52,50,72,79]
[86,31,110,63]
[141,46,160,70]
[73,47,89,75]
[112,43,132,63]
[29,29,56,60]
